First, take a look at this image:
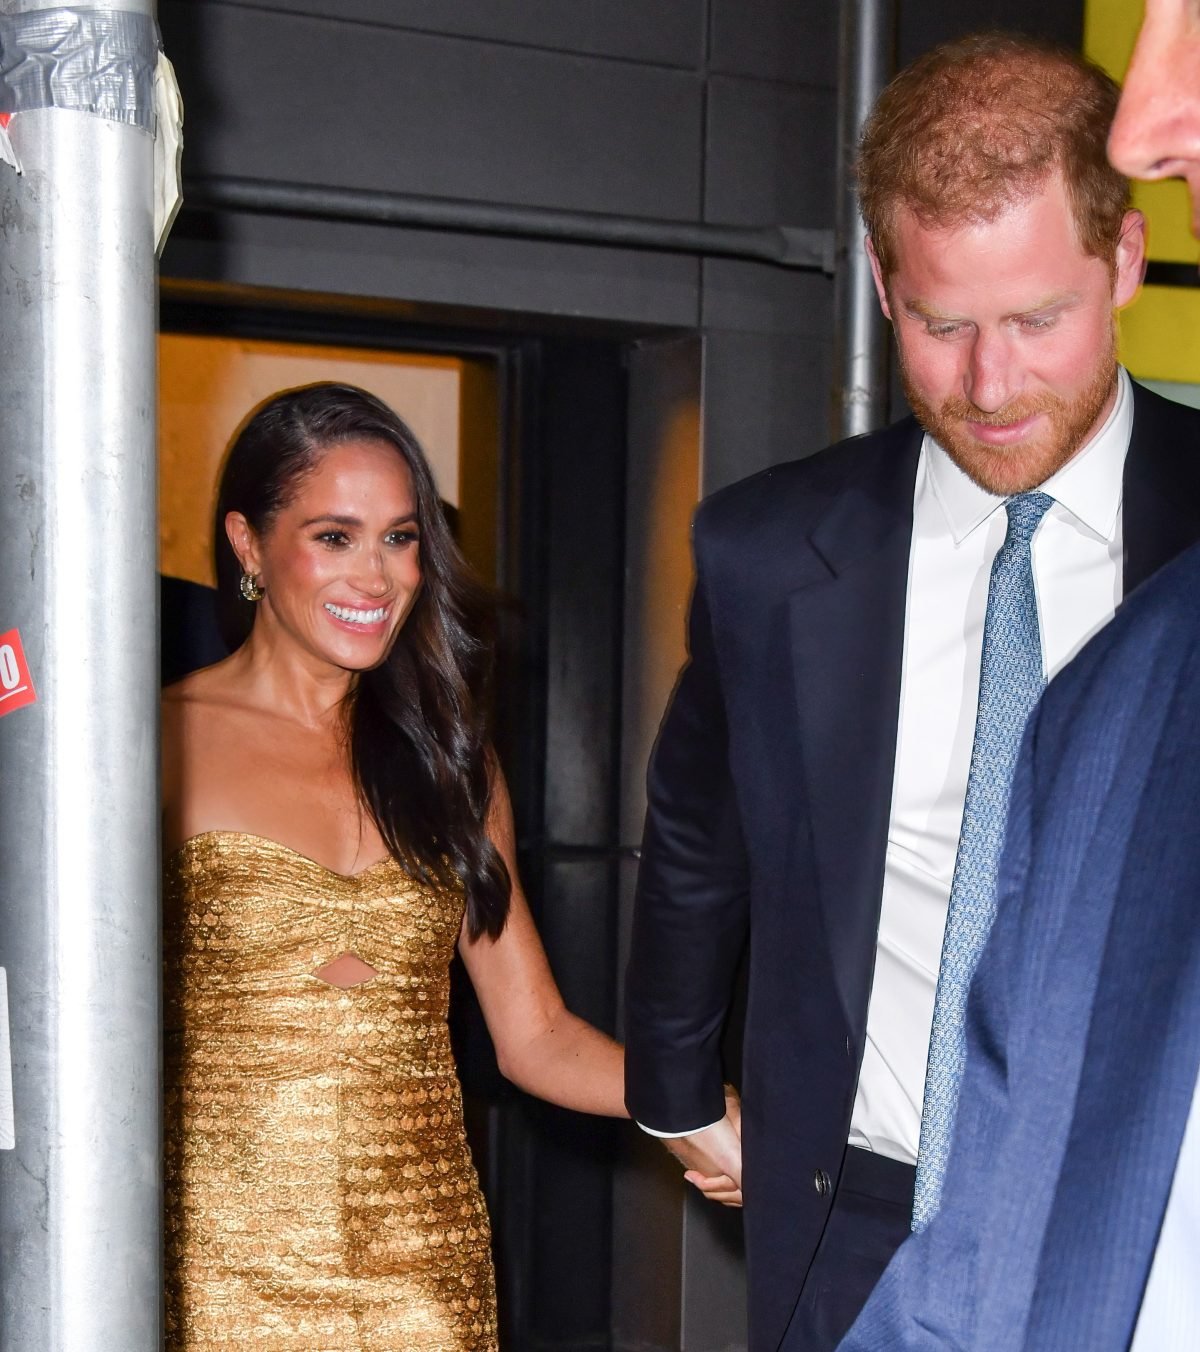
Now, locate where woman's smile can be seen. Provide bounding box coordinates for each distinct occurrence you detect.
[323,601,392,633]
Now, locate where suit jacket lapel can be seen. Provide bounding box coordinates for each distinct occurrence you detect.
[790,426,922,1036]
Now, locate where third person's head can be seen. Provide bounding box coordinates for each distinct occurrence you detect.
[1108,0,1200,231]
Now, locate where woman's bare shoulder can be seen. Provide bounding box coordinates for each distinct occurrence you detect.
[162,661,254,776]
[164,658,234,705]
[163,658,253,726]
[162,660,269,849]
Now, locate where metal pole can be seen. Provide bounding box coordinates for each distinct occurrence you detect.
[832,0,895,439]
[183,174,837,273]
[0,3,161,1349]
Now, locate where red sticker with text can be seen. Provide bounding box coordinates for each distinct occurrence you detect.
[0,630,36,717]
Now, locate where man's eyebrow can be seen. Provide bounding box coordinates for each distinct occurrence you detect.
[903,299,961,322]
[901,291,1084,323]
[1002,291,1083,318]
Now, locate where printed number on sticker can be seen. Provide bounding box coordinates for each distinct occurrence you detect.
[0,645,19,691]
[0,629,37,716]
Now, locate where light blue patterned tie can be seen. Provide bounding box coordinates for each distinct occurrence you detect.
[912,490,1054,1232]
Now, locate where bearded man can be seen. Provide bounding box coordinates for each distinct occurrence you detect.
[624,32,1200,1352]
[830,14,1200,1352]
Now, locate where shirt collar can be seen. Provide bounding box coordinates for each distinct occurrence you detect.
[924,366,1132,546]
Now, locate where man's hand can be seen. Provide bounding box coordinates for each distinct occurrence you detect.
[666,1087,743,1207]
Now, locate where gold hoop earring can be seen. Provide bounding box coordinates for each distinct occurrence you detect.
[239,571,264,603]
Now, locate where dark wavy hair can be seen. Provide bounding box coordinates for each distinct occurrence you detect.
[214,382,511,939]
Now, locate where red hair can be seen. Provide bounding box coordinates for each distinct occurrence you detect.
[858,32,1130,276]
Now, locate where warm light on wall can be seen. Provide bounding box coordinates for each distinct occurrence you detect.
[158,334,463,587]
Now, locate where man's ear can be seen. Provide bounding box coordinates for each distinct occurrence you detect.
[1112,209,1148,309]
[866,236,893,320]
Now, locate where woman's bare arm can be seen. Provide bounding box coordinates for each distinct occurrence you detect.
[458,771,627,1118]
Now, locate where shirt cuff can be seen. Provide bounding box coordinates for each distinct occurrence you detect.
[637,1117,724,1139]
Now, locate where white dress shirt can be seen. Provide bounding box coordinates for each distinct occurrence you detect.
[1130,1069,1200,1349]
[849,368,1133,1163]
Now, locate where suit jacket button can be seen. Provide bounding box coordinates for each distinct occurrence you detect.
[814,1169,831,1196]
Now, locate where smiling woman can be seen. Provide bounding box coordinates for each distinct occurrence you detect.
[204,386,501,930]
[227,441,423,690]
[160,384,628,1352]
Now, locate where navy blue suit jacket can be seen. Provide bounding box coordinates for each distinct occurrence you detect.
[839,536,1200,1351]
[625,383,1200,1352]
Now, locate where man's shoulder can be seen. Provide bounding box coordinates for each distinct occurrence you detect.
[1043,540,1200,725]
[1024,382,1200,736]
[694,416,922,544]
[1131,378,1200,436]
[1129,380,1200,483]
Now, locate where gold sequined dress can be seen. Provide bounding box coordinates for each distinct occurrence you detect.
[164,832,498,1351]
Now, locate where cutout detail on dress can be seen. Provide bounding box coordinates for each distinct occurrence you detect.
[312,952,379,988]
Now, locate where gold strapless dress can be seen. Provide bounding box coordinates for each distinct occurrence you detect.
[164,832,498,1351]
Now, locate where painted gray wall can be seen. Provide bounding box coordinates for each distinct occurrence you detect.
[161,0,1082,488]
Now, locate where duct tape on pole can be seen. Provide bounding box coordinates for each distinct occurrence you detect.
[0,5,165,1350]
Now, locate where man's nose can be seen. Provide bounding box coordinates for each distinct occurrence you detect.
[1109,27,1200,183]
[964,330,1016,414]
